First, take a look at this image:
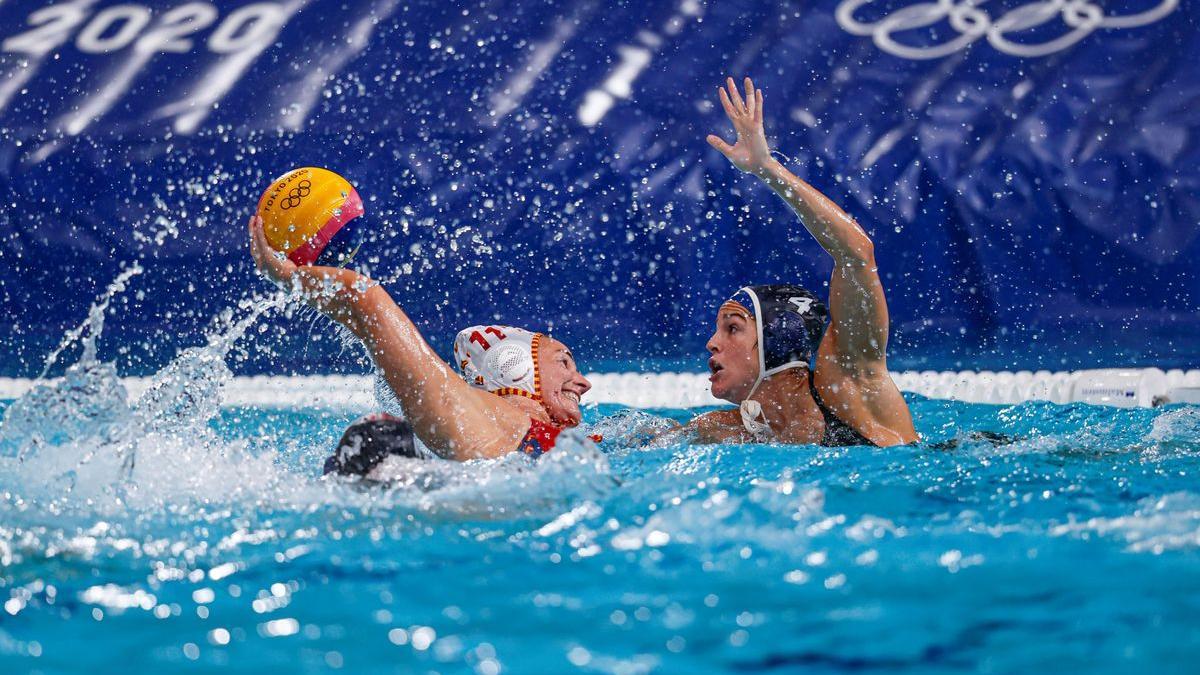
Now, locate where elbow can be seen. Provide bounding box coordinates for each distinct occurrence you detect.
[839,237,875,267]
[857,237,875,263]
[333,281,386,336]
[351,282,387,313]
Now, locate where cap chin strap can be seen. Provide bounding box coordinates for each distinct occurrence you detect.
[737,287,770,437]
[738,364,809,438]
[739,399,770,438]
[739,367,774,438]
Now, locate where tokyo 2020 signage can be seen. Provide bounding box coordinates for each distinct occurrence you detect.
[0,0,1196,374]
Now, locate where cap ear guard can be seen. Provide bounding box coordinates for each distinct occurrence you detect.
[453,325,542,400]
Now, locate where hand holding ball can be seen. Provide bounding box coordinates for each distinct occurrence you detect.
[256,167,364,266]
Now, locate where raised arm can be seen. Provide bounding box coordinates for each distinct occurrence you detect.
[248,215,528,458]
[707,77,888,366]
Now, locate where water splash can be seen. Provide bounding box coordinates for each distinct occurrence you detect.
[373,370,406,417]
[0,272,620,522]
[132,294,284,437]
[581,408,680,448]
[1,269,148,461]
[0,270,293,506]
[359,428,617,519]
[39,264,144,379]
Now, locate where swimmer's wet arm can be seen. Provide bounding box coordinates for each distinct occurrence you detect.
[705,77,874,264]
[756,161,891,362]
[677,410,747,444]
[250,216,523,458]
[751,160,891,362]
[357,306,533,460]
[308,283,525,459]
[705,79,886,362]
[753,161,875,265]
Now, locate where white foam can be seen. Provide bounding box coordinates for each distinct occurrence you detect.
[4,368,1198,409]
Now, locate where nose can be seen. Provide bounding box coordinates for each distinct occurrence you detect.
[706,331,719,354]
[577,373,592,394]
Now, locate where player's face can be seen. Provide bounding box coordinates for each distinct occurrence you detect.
[706,312,759,403]
[539,338,591,425]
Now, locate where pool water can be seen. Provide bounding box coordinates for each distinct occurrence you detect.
[3,358,1200,673]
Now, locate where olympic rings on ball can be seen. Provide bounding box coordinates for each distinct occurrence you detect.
[279,180,312,210]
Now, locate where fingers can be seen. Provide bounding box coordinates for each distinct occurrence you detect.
[718,76,760,121]
[248,214,261,255]
[725,76,746,114]
[247,213,299,286]
[249,215,266,252]
[248,214,279,276]
[717,86,737,121]
[254,216,274,252]
[706,134,734,157]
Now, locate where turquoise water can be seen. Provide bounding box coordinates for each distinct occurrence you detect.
[4,371,1200,673]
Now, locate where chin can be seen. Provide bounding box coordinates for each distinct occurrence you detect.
[710,377,738,403]
[549,402,581,426]
[712,379,750,404]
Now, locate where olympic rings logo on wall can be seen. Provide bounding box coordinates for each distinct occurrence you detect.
[835,0,1179,59]
[280,180,311,210]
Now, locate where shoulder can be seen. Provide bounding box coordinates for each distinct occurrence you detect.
[694,408,741,425]
[812,346,917,446]
[686,409,748,443]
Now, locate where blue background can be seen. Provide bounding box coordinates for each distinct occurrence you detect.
[1,0,1197,377]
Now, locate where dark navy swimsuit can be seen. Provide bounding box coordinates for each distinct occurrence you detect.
[809,377,876,447]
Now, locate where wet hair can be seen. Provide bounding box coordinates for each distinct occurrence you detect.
[323,414,421,477]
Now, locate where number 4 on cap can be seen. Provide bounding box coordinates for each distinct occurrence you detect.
[788,297,813,314]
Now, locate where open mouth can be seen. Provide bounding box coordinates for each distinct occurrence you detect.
[563,391,581,405]
[709,359,724,377]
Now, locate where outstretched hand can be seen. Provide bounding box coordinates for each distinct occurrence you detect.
[706,76,774,176]
[248,214,297,287]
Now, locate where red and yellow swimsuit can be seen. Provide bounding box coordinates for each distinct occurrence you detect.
[516,418,602,458]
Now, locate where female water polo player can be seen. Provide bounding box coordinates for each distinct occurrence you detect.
[247,215,592,462]
[690,77,918,447]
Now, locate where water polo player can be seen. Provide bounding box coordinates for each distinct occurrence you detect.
[247,215,592,462]
[691,77,918,447]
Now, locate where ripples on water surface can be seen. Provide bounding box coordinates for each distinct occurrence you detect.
[4,367,1200,674]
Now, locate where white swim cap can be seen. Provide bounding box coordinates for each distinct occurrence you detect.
[452,325,543,400]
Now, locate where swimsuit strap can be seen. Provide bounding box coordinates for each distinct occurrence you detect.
[808,376,876,447]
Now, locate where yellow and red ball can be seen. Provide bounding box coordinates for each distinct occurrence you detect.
[256,167,365,266]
